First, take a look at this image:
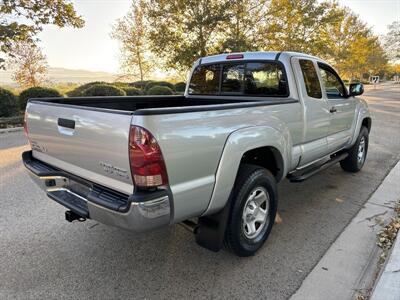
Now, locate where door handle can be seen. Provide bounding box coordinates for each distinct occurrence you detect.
[58,118,75,129]
[57,118,75,136]
[329,107,337,113]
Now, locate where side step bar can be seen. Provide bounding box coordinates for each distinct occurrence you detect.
[288,153,348,182]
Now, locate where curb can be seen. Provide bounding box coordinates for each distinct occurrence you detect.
[291,160,400,300]
[0,127,23,134]
[370,219,400,299]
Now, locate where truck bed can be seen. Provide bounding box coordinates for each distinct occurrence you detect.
[29,95,247,113]
[28,95,296,115]
[26,94,297,196]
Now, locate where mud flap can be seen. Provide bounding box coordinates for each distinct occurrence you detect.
[195,201,232,252]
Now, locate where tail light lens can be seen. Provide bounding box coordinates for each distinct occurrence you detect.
[129,126,168,188]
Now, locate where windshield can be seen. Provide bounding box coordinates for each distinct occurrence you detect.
[188,61,288,97]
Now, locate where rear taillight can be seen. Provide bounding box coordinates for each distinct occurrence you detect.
[129,126,168,188]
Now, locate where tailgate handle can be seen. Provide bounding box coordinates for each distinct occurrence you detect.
[58,118,75,129]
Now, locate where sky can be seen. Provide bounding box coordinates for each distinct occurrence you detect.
[37,0,131,73]
[37,0,400,73]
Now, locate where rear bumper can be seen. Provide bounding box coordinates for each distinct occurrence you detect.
[22,151,171,232]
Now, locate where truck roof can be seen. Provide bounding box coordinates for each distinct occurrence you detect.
[198,51,321,65]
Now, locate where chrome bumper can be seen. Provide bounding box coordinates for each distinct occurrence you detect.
[23,151,171,232]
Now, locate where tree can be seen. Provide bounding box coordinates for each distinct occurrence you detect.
[111,0,154,81]
[261,0,388,80]
[344,35,387,80]
[365,38,388,78]
[319,4,387,81]
[9,42,48,87]
[0,0,84,67]
[146,0,231,71]
[261,0,337,55]
[382,21,400,63]
[320,6,368,76]
[387,63,400,77]
[216,0,269,53]
[117,0,388,80]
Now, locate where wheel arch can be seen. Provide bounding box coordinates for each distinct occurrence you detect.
[202,125,291,216]
[240,146,284,181]
[350,103,371,146]
[362,117,372,133]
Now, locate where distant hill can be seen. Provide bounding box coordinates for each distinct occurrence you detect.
[0,67,118,87]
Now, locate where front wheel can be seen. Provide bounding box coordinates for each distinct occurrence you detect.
[340,126,369,172]
[224,164,277,257]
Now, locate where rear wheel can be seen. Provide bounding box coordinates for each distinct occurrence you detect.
[224,164,277,257]
[340,126,369,172]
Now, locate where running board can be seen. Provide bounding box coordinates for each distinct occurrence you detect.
[287,153,348,182]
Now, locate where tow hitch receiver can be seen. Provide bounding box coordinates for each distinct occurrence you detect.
[65,210,86,222]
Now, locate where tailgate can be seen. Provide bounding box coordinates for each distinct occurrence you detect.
[26,101,134,195]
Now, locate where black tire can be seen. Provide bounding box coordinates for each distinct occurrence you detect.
[340,126,369,172]
[224,164,278,257]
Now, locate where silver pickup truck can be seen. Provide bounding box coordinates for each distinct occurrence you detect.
[23,51,371,256]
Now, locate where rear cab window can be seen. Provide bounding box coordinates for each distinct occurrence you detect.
[189,64,221,95]
[189,61,289,97]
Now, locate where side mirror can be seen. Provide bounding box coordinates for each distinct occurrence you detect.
[348,83,364,97]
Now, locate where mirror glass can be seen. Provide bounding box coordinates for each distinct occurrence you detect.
[349,83,364,96]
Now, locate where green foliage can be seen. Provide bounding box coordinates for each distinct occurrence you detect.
[0,115,24,129]
[19,87,62,111]
[217,0,269,53]
[113,82,130,88]
[319,4,387,80]
[129,80,152,89]
[387,64,400,78]
[146,86,174,95]
[174,82,186,92]
[146,0,231,71]
[141,0,388,81]
[0,88,19,117]
[66,81,107,97]
[262,0,335,54]
[82,84,126,96]
[0,0,84,67]
[145,81,175,91]
[122,87,142,96]
[51,83,79,95]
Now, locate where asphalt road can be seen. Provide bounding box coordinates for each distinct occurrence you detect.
[1,84,399,299]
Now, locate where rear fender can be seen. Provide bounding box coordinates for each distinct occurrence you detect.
[202,125,291,216]
[350,100,371,146]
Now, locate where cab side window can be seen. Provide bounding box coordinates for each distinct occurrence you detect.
[299,59,322,99]
[318,64,346,98]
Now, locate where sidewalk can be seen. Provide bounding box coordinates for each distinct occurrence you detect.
[370,213,400,299]
[291,160,400,300]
